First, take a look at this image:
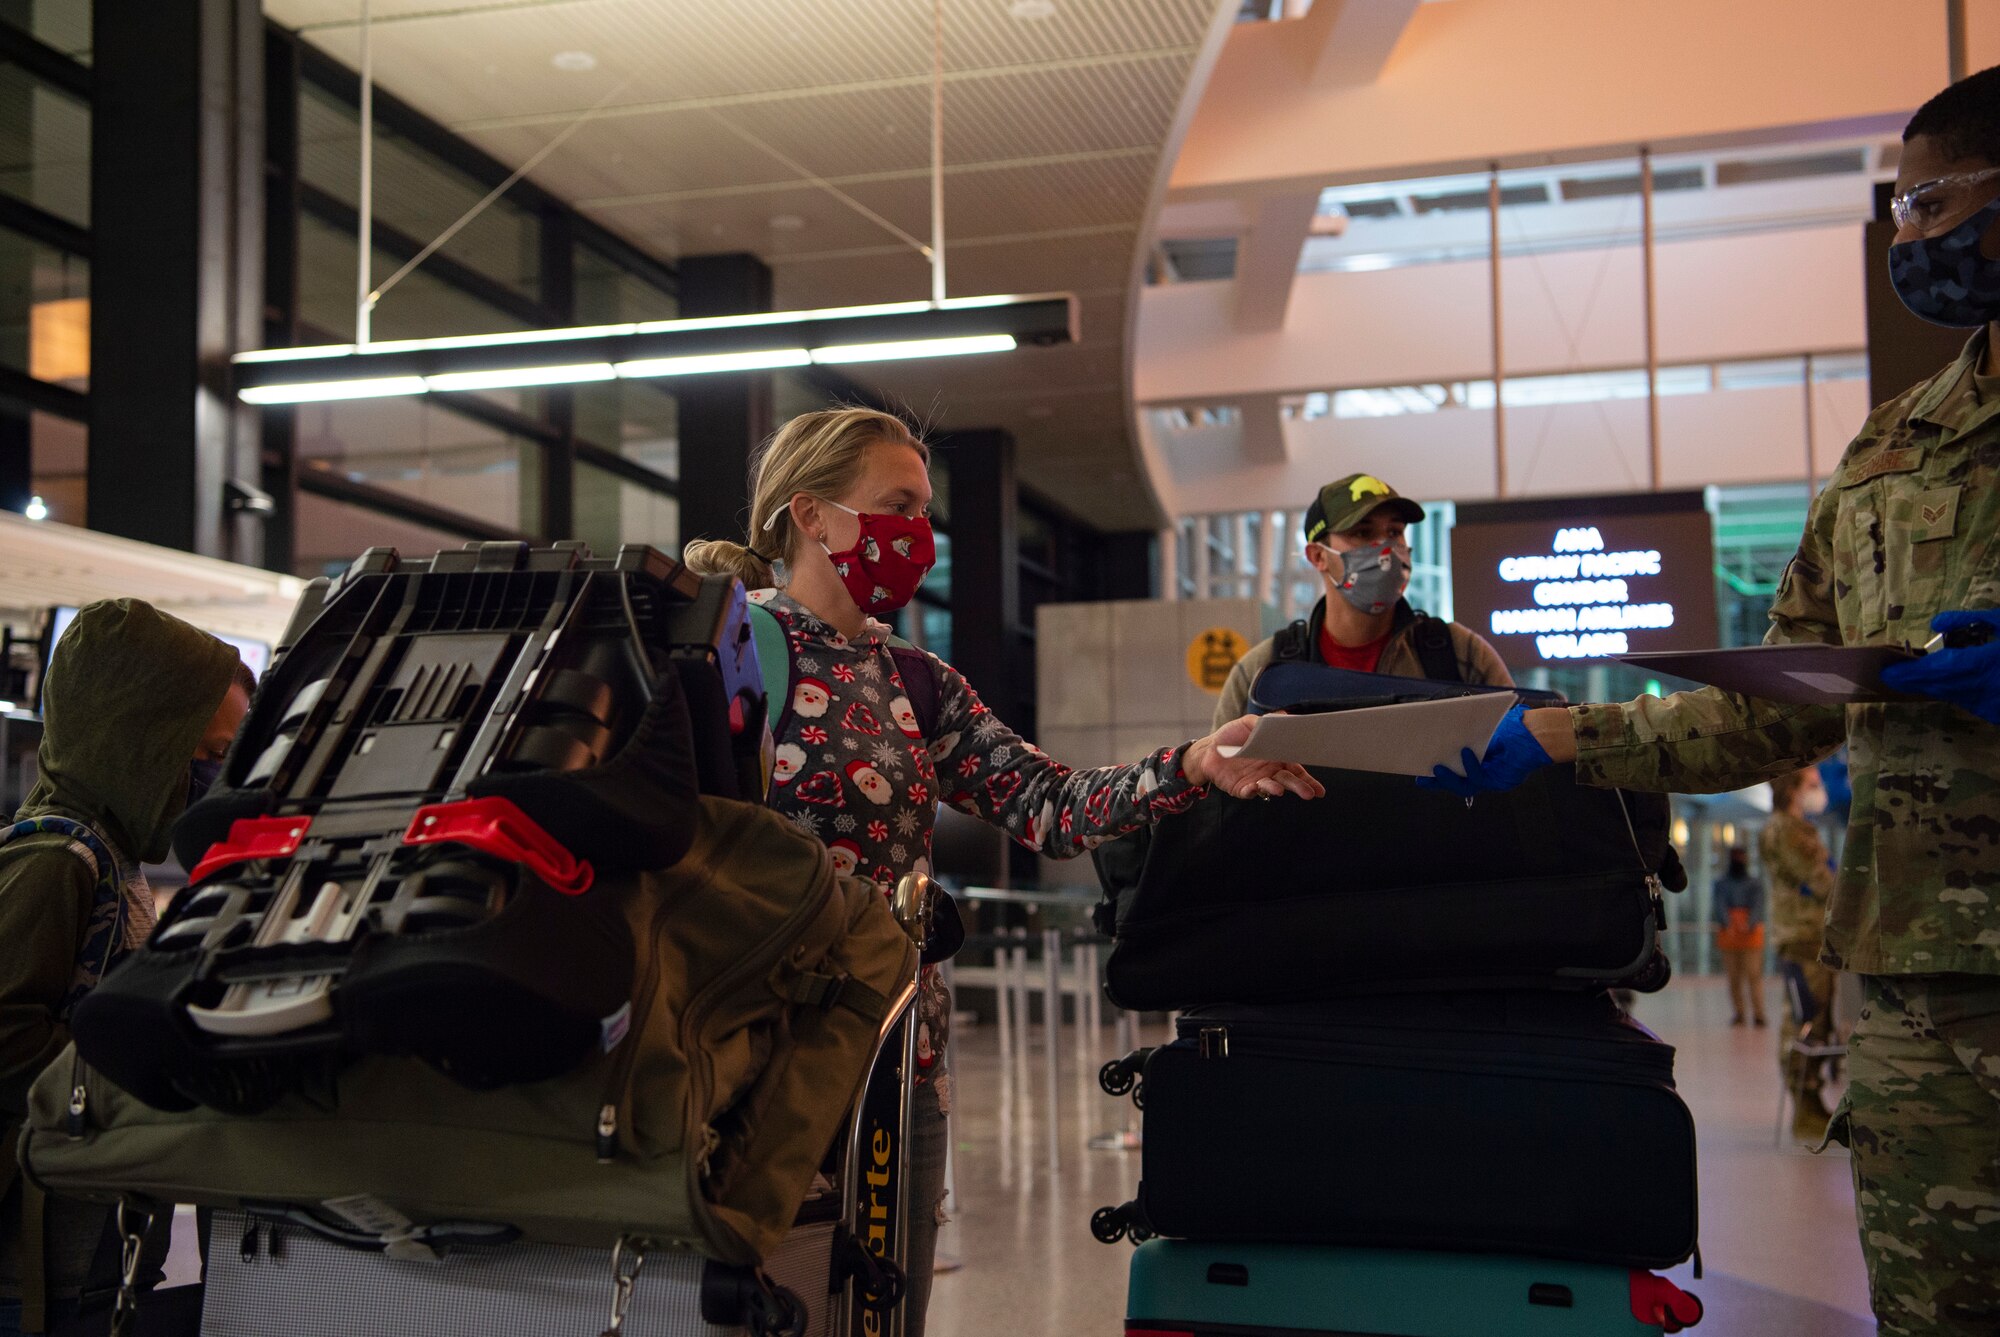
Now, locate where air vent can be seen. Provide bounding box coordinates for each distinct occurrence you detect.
[1340,197,1402,219]
[1558,167,1704,201]
[1715,149,1866,187]
[1411,184,1549,214]
[1160,237,1238,281]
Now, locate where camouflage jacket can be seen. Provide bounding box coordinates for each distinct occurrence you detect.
[1758,809,1836,958]
[1572,333,2000,977]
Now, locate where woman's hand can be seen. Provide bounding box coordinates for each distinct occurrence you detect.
[1184,715,1327,801]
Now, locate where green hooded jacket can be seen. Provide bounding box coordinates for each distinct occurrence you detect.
[1,599,237,1301]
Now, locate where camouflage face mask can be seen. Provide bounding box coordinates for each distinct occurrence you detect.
[1888,195,2000,328]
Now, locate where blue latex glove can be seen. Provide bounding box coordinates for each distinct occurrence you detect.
[1880,610,2000,725]
[1417,703,1556,797]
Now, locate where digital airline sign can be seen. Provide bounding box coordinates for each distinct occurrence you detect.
[1449,493,1718,666]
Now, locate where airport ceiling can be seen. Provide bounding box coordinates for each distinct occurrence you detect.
[264,0,1230,531]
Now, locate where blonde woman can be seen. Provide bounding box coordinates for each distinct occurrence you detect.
[686,408,1323,1334]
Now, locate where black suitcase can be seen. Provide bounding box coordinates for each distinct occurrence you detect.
[1092,670,1682,1012]
[1093,992,1699,1271]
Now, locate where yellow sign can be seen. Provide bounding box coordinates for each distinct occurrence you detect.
[1187,627,1249,694]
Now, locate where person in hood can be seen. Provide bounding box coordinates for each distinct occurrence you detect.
[0,600,249,1337]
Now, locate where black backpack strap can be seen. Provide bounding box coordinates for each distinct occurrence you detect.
[1410,614,1463,684]
[1270,619,1312,664]
[888,644,941,740]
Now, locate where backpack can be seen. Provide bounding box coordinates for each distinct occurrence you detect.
[747,601,939,740]
[1272,608,1463,683]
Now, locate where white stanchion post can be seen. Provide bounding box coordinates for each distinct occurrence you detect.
[994,937,1013,1070]
[1072,939,1091,1064]
[1042,927,1062,1176]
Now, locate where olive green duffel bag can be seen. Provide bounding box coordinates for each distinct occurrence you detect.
[18,796,918,1267]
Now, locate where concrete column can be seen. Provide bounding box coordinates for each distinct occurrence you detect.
[674,253,773,547]
[88,0,265,562]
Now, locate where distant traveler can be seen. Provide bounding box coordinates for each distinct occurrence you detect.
[1422,67,2000,1336]
[0,600,251,1337]
[1762,768,1838,1142]
[685,407,1324,1336]
[1213,473,1511,728]
[1710,847,1766,1028]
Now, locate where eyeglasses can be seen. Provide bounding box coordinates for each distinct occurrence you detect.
[1889,166,2000,232]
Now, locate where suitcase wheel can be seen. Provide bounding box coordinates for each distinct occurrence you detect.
[1090,1205,1128,1245]
[1099,1059,1136,1097]
[745,1280,808,1337]
[1131,1080,1146,1111]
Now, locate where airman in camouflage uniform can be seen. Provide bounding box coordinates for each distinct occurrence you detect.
[1562,329,2000,1335]
[1760,773,1840,1134]
[1417,74,2000,1334]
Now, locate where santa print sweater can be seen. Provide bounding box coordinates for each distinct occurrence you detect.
[749,590,1208,1102]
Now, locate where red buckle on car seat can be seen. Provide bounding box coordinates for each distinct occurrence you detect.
[189,815,313,886]
[403,796,594,896]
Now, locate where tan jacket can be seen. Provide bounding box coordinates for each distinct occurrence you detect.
[1213,599,1515,729]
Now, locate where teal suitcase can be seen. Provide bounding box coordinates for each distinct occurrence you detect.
[1124,1240,1703,1336]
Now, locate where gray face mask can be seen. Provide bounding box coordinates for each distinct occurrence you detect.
[1325,541,1411,616]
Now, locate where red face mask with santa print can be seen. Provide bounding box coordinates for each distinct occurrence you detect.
[814,500,936,615]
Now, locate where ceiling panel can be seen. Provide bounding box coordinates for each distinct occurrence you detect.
[264,0,1232,529]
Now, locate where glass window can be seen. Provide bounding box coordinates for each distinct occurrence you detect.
[295,394,540,535]
[298,83,543,304]
[297,212,531,345]
[573,462,677,557]
[574,379,677,481]
[293,490,472,579]
[27,409,85,526]
[915,604,952,664]
[16,3,92,63]
[0,227,88,386]
[575,246,676,323]
[926,528,952,600]
[773,371,835,425]
[0,65,90,227]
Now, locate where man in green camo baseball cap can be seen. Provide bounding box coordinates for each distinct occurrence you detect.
[1211,471,1512,727]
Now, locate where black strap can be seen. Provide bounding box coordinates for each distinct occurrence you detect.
[1270,619,1312,664]
[1410,615,1463,683]
[888,646,940,740]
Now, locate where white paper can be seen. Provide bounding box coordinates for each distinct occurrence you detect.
[1216,693,1516,777]
[1785,670,1865,695]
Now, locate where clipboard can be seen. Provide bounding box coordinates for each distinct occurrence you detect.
[1617,644,1922,705]
[1217,693,1515,777]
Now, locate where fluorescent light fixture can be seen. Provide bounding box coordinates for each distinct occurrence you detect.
[425,363,615,392]
[234,293,1075,404]
[812,334,1017,365]
[615,348,811,377]
[240,376,430,405]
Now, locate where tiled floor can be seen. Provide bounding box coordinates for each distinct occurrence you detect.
[926,975,1875,1337]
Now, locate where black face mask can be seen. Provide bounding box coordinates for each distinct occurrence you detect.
[188,758,224,806]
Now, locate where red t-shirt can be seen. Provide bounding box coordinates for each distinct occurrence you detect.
[1319,623,1394,673]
